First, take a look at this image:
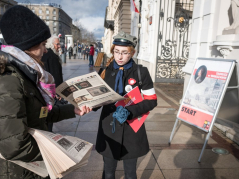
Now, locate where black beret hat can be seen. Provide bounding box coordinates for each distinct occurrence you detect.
[0,5,51,51]
[113,31,137,47]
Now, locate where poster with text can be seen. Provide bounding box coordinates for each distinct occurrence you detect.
[178,59,234,132]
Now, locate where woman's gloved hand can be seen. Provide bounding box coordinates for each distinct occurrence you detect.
[113,106,130,124]
[112,106,130,133]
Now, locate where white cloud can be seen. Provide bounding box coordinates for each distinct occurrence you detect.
[78,17,104,32]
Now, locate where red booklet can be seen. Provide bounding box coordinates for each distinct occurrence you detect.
[115,86,149,133]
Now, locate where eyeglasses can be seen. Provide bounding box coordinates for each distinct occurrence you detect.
[54,43,61,46]
[113,50,131,56]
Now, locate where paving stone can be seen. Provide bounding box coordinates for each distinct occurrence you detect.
[157,97,171,107]
[162,168,239,179]
[76,122,99,132]
[145,122,200,132]
[80,109,102,122]
[115,151,160,171]
[55,131,75,137]
[74,131,97,144]
[64,170,164,179]
[147,113,177,122]
[147,131,217,144]
[53,117,80,132]
[152,149,239,169]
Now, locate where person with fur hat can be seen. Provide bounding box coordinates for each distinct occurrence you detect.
[0,5,91,179]
[94,31,157,179]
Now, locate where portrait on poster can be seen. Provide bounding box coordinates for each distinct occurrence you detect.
[194,65,207,84]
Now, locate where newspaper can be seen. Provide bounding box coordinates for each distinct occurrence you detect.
[0,129,93,179]
[56,72,125,108]
[0,154,48,178]
[28,129,93,179]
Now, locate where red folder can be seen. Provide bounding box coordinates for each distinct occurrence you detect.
[115,86,149,133]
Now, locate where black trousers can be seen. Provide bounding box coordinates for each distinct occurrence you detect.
[102,156,137,179]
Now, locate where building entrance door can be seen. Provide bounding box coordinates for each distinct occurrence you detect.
[155,0,194,83]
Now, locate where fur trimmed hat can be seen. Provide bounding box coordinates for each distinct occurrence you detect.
[0,5,51,51]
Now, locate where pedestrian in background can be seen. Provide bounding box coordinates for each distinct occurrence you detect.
[73,43,77,59]
[0,5,92,179]
[95,47,99,56]
[41,35,63,132]
[68,45,73,59]
[85,45,90,60]
[89,44,94,67]
[83,46,86,60]
[94,31,157,179]
[78,43,82,59]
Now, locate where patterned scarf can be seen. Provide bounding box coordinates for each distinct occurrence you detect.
[1,45,55,110]
[113,59,133,95]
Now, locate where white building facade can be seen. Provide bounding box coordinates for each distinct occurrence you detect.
[102,0,194,82]
[131,0,194,82]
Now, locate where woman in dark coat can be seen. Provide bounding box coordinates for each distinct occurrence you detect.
[95,31,157,179]
[0,6,91,179]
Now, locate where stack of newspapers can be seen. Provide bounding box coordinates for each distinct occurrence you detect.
[0,128,93,179]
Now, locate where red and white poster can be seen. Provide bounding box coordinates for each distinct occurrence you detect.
[178,59,234,132]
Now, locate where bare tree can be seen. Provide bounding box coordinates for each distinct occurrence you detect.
[73,19,96,44]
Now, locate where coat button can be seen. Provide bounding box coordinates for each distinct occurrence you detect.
[30,92,34,96]
[111,72,115,76]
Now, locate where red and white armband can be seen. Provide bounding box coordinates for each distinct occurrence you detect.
[141,88,157,100]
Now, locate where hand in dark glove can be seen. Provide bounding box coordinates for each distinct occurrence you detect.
[112,106,130,133]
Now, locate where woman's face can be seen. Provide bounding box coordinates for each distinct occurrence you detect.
[114,45,133,66]
[27,41,47,60]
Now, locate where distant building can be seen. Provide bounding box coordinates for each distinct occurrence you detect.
[19,3,72,42]
[71,24,81,44]
[0,0,17,21]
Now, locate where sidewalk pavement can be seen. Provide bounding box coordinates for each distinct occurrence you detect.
[54,57,239,179]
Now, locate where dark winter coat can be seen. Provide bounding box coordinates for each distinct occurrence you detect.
[41,48,63,87]
[85,47,90,54]
[95,61,157,160]
[0,51,75,179]
[68,47,73,54]
[89,46,94,56]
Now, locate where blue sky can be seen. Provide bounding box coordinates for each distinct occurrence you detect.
[16,0,108,39]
